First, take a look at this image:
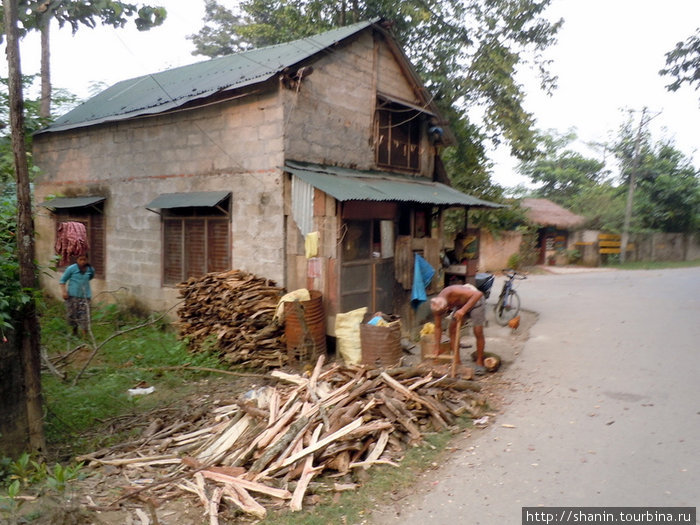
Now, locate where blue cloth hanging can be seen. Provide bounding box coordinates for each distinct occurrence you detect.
[411,253,435,308]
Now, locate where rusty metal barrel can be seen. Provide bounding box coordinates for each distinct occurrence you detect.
[284,290,326,364]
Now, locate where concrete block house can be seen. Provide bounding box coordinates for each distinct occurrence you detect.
[33,19,498,335]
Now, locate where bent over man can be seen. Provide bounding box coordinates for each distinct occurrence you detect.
[430,283,486,373]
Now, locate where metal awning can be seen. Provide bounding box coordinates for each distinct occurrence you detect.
[41,196,105,209]
[145,191,230,210]
[284,161,502,208]
[376,92,437,116]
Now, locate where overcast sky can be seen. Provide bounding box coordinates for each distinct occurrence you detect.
[3,0,699,187]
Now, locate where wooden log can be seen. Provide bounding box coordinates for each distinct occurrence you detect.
[325,450,351,474]
[423,376,482,392]
[248,413,313,475]
[290,423,323,511]
[379,393,421,441]
[200,470,292,500]
[363,430,390,469]
[209,486,223,525]
[380,372,449,429]
[274,417,363,472]
[197,414,251,463]
[221,483,266,519]
[252,401,302,451]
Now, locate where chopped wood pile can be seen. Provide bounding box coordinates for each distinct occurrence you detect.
[77,358,486,522]
[176,269,287,369]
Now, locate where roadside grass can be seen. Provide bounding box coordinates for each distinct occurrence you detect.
[603,258,700,270]
[39,297,225,458]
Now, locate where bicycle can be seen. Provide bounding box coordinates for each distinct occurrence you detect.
[494,269,527,326]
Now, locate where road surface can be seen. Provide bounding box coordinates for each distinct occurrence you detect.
[370,267,700,524]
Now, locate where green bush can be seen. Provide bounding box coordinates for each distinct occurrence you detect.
[506,253,522,270]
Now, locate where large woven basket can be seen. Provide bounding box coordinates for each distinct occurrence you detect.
[360,317,402,367]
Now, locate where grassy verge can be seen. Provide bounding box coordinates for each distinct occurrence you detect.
[39,297,225,458]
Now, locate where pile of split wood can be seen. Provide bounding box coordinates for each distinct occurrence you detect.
[176,269,287,368]
[77,358,486,522]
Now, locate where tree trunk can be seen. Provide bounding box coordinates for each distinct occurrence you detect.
[40,9,52,118]
[3,0,47,456]
[0,332,29,457]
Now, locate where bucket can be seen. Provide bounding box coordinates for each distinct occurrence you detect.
[284,290,326,363]
[360,315,402,367]
[420,334,451,360]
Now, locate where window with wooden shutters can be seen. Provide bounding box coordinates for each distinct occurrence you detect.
[375,99,422,172]
[161,209,230,286]
[54,207,106,277]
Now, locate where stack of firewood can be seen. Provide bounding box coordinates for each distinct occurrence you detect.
[176,269,287,368]
[77,359,486,521]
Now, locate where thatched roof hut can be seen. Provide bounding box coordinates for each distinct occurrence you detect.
[521,198,585,229]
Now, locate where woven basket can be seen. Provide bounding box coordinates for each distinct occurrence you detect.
[360,318,402,367]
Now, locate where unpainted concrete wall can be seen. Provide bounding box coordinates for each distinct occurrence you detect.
[569,230,700,265]
[478,230,523,271]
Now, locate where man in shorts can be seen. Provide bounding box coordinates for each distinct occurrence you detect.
[59,254,95,336]
[430,283,486,373]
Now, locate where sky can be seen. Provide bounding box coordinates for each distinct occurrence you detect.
[2,0,699,188]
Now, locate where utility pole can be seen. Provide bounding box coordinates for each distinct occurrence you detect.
[3,0,46,454]
[619,108,647,264]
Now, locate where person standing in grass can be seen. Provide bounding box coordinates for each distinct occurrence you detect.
[59,254,94,336]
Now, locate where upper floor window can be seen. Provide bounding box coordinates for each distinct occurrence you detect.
[375,98,423,172]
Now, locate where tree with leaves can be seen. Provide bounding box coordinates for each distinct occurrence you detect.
[517,130,609,206]
[0,0,166,117]
[614,126,700,234]
[188,0,562,189]
[660,28,700,96]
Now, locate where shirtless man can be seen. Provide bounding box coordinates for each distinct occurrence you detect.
[430,283,486,373]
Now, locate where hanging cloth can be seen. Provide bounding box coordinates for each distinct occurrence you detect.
[55,221,88,266]
[411,253,435,308]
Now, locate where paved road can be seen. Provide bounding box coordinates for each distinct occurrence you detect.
[371,267,700,524]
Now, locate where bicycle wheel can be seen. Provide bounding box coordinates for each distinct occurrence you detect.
[494,290,520,326]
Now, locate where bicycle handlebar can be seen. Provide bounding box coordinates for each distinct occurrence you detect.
[501,269,527,280]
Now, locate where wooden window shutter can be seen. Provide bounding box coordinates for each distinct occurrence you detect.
[184,219,206,279]
[207,219,230,273]
[163,219,183,285]
[89,214,105,277]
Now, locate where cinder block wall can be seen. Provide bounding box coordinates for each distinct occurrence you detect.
[33,91,285,311]
[285,31,434,177]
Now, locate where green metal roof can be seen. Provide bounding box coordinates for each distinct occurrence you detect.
[285,161,502,208]
[38,20,379,135]
[145,191,230,209]
[40,196,105,209]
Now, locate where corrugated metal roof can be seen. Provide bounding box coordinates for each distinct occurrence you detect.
[38,20,379,134]
[40,196,105,208]
[285,161,502,208]
[145,191,230,209]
